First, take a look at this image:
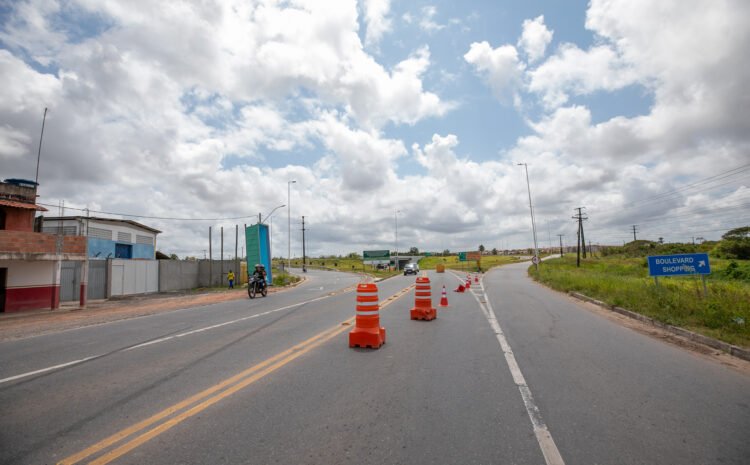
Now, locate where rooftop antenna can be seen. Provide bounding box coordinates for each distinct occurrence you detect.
[35,107,48,185]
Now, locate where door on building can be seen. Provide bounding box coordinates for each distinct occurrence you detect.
[87,260,107,300]
[0,268,7,312]
[115,244,132,259]
[60,261,81,302]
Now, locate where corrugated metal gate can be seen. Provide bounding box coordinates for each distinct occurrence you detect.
[88,260,107,300]
[60,261,80,302]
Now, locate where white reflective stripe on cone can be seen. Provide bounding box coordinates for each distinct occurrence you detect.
[356,310,380,316]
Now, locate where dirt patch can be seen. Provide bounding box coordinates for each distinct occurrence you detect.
[0,286,292,342]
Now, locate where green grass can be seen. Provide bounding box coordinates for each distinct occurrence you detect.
[270,267,301,287]
[273,258,401,279]
[530,255,750,347]
[419,255,522,271]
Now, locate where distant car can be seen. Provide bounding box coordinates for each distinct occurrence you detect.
[403,263,419,275]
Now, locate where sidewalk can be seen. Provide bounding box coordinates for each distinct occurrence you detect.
[0,286,281,342]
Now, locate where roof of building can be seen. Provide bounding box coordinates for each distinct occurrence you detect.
[42,216,162,234]
[0,198,48,211]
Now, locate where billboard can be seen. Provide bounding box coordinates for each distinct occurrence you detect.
[246,223,272,284]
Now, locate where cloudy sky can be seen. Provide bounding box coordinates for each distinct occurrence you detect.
[1,0,749,258]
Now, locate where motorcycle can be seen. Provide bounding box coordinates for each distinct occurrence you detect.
[248,275,268,299]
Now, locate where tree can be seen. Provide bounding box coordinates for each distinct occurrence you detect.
[169,253,178,260]
[409,246,419,255]
[491,248,498,255]
[658,237,664,244]
[442,249,450,256]
[720,226,750,259]
[479,244,485,252]
[155,251,169,259]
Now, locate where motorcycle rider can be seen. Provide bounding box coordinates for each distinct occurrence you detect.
[252,264,267,289]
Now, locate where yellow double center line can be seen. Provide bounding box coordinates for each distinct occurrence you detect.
[59,284,414,465]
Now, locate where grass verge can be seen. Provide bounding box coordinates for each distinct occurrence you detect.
[530,256,750,348]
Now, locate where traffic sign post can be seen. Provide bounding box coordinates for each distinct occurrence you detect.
[647,253,711,296]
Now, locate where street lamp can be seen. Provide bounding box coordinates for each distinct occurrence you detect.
[260,204,285,224]
[517,163,539,271]
[261,204,285,271]
[394,210,401,270]
[287,180,296,271]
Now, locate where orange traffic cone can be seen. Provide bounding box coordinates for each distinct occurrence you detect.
[440,285,449,307]
[411,276,437,321]
[454,283,465,293]
[474,274,479,283]
[465,276,471,289]
[349,282,386,349]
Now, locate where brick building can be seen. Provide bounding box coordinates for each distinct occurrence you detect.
[0,179,87,312]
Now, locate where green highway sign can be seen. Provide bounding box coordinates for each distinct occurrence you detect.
[458,252,466,261]
[363,250,390,264]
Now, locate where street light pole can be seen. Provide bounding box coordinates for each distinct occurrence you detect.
[518,163,539,271]
[394,210,401,270]
[287,180,296,271]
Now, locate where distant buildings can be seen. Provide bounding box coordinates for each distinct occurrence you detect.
[41,217,160,260]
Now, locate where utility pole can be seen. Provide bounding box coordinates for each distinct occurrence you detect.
[557,234,564,257]
[209,227,213,286]
[632,225,638,242]
[301,216,307,272]
[572,207,588,267]
[518,163,539,271]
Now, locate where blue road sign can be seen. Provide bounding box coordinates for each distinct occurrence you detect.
[647,253,711,277]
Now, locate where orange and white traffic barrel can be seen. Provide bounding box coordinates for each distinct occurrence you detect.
[349,282,386,349]
[410,275,437,321]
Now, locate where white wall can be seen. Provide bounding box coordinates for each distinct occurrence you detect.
[0,260,56,287]
[110,259,158,296]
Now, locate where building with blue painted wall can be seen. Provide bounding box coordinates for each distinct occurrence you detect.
[41,217,160,259]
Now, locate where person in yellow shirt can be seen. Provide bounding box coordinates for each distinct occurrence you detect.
[227,270,235,289]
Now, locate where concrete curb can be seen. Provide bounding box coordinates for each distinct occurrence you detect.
[568,291,750,362]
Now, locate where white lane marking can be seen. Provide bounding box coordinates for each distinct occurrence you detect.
[0,292,349,385]
[0,356,97,385]
[470,276,566,465]
[125,294,335,351]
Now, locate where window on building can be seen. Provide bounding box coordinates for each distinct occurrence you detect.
[0,209,5,230]
[42,225,78,235]
[117,232,132,243]
[88,227,112,240]
[136,234,154,245]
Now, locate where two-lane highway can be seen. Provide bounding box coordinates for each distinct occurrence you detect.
[1,265,748,464]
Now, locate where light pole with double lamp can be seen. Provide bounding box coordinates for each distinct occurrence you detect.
[287,180,296,271]
[517,163,539,272]
[394,210,401,270]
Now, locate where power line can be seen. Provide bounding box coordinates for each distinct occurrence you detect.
[36,202,260,221]
[618,163,750,209]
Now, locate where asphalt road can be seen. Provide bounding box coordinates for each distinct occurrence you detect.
[0,265,748,464]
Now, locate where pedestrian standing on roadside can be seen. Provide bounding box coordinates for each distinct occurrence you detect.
[227,270,235,289]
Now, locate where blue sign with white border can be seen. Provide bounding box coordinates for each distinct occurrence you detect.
[647,253,711,277]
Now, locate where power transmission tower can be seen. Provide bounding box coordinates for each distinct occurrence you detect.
[631,225,638,242]
[557,234,564,257]
[572,207,588,267]
[301,216,307,272]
